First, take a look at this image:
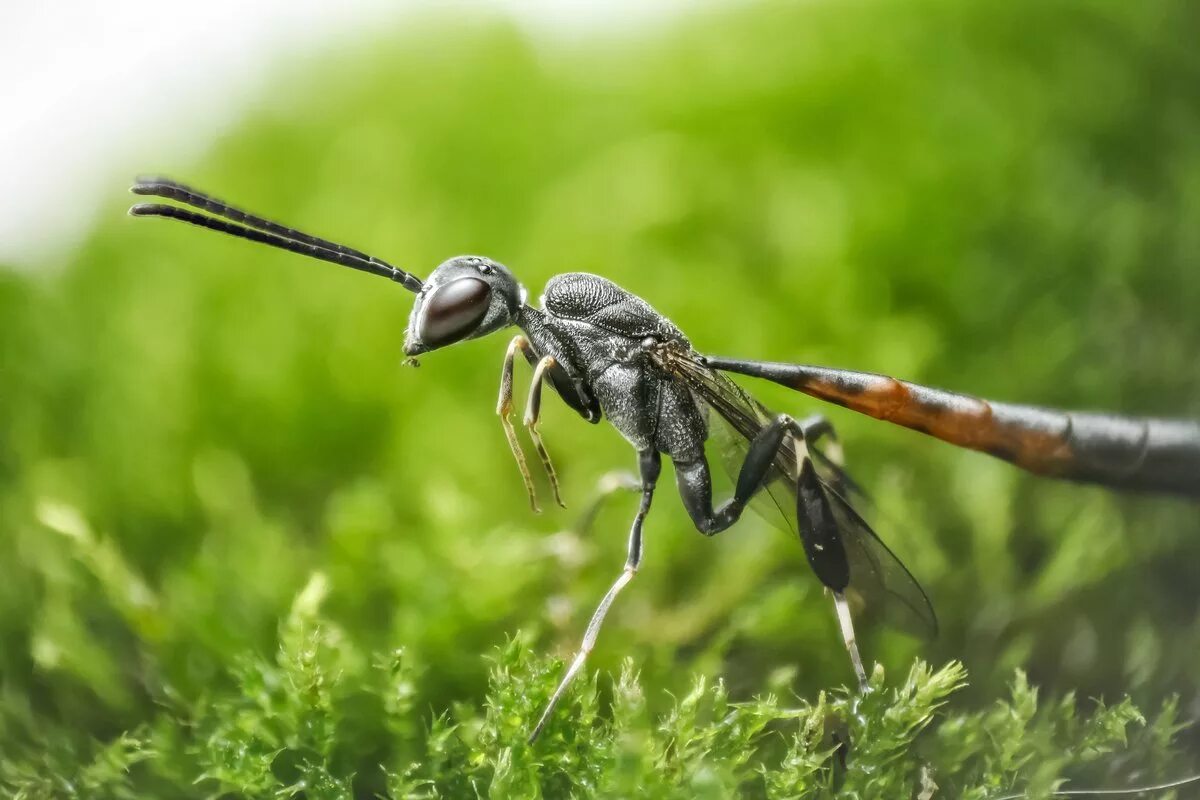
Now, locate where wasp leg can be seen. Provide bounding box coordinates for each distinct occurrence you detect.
[799,414,842,464]
[498,335,539,512]
[574,471,641,537]
[675,414,866,691]
[529,449,661,743]
[796,418,866,688]
[524,355,567,509]
[833,590,868,689]
[673,456,745,536]
[674,418,836,535]
[797,413,861,499]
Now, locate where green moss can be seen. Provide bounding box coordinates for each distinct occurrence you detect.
[2,594,1185,797]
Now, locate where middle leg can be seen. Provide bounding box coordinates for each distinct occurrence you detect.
[573,471,642,537]
[529,448,661,742]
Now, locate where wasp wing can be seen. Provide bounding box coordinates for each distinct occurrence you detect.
[823,483,938,639]
[666,350,937,640]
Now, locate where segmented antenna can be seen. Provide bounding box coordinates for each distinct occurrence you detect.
[129,177,424,293]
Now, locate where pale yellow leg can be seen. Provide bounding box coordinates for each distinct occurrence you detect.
[524,355,566,509]
[497,335,539,512]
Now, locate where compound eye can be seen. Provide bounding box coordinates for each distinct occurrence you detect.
[418,277,492,347]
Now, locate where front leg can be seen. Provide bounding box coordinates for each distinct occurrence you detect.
[497,335,540,512]
[499,337,603,512]
[524,356,567,509]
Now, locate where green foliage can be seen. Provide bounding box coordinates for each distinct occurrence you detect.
[2,0,1199,795]
[1,580,1186,798]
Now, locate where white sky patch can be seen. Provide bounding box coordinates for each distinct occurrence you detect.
[0,0,696,268]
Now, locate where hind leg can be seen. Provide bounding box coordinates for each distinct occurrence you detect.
[673,416,866,690]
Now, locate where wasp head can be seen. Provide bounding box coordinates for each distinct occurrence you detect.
[403,256,524,357]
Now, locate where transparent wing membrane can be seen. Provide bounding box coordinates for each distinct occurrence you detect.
[827,486,937,639]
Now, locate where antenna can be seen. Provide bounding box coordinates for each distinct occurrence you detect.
[129,177,424,292]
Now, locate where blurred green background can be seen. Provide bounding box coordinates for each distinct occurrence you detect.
[2,0,1199,795]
